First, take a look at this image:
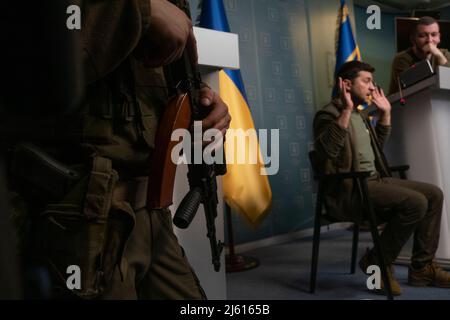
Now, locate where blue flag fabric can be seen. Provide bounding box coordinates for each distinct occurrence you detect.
[198,0,272,226]
[333,0,361,97]
[199,0,248,101]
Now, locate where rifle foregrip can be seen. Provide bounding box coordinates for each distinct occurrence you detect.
[173,187,202,229]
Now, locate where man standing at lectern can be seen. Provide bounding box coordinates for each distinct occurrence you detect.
[389,16,450,94]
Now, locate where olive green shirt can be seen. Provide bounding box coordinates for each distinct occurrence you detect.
[388,47,450,95]
[313,99,391,222]
[350,112,377,174]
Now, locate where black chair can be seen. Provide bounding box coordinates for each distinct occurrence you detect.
[308,150,409,300]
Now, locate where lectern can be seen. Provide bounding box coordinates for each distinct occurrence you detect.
[170,27,240,299]
[384,66,450,267]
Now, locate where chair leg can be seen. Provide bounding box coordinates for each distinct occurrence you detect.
[350,223,359,274]
[310,195,322,294]
[360,180,393,300]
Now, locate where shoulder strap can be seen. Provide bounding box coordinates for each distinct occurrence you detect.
[84,156,118,222]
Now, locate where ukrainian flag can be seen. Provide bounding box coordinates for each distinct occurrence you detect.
[333,0,362,96]
[199,0,272,226]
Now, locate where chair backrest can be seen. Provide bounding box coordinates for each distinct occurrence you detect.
[308,150,321,181]
[308,149,350,224]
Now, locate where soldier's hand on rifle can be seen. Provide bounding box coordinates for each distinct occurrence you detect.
[199,87,231,139]
[139,0,198,67]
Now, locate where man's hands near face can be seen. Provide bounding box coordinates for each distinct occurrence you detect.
[338,77,354,112]
[371,85,391,125]
[422,43,448,65]
[423,43,440,56]
[138,0,198,67]
[334,77,354,129]
[371,86,390,114]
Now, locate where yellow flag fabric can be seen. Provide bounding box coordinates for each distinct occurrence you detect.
[219,70,272,226]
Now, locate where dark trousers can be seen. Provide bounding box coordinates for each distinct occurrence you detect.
[101,208,206,300]
[368,177,443,268]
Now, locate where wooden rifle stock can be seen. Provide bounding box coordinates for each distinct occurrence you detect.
[147,93,191,208]
[146,0,225,271]
[146,0,196,209]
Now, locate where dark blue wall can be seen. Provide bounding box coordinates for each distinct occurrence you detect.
[190,0,317,244]
[354,6,407,91]
[188,1,436,245]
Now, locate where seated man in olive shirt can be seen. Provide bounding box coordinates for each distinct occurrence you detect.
[314,61,450,296]
[389,16,450,94]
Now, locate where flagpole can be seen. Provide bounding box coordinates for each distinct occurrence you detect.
[225,203,260,272]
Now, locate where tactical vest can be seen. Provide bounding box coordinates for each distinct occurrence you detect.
[2,57,167,174]
[79,58,166,172]
[7,57,168,299]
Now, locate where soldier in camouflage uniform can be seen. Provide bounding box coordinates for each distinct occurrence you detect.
[8,0,230,299]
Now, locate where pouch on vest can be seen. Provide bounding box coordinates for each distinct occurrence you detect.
[37,156,133,299]
[10,143,83,203]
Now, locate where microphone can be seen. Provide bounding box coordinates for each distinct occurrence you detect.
[397,76,406,105]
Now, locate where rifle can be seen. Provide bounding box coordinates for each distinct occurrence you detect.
[147,0,226,272]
